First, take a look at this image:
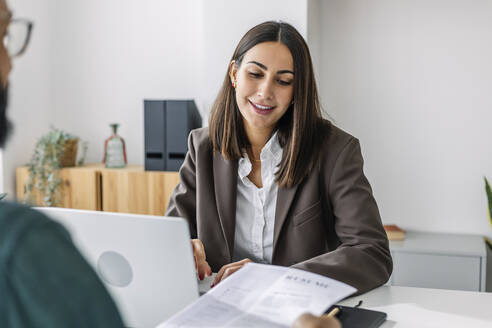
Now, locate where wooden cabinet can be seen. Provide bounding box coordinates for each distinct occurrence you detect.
[16,164,179,215]
[16,164,102,210]
[100,166,179,215]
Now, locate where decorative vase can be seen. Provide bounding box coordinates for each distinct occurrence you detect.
[103,123,127,168]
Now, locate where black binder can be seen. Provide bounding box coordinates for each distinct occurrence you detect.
[324,305,387,328]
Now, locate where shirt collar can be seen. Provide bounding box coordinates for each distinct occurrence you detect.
[238,131,283,179]
[263,131,282,163]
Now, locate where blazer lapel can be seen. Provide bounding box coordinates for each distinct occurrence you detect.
[213,152,238,262]
[273,183,299,256]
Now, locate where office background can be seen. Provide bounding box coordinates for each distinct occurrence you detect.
[1,0,491,240]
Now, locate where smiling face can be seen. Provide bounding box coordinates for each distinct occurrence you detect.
[229,41,294,137]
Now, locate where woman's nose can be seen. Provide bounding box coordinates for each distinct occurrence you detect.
[257,79,274,99]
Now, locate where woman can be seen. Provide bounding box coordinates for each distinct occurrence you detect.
[166,21,392,294]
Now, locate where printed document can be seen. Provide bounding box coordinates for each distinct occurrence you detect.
[158,263,356,327]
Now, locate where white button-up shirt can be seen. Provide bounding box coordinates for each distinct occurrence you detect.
[232,132,283,264]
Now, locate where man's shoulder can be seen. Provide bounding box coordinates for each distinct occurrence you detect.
[0,202,52,229]
[0,203,126,327]
[0,202,63,260]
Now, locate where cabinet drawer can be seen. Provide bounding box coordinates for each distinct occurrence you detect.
[392,252,481,291]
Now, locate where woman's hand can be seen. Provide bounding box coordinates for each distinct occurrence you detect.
[291,313,341,328]
[211,258,253,287]
[191,239,212,280]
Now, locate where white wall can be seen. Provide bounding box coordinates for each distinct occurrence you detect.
[320,0,492,237]
[49,0,201,165]
[307,0,322,96]
[49,0,307,167]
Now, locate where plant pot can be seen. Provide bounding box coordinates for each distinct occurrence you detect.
[61,138,78,167]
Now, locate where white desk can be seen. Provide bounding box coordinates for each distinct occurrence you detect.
[198,274,215,294]
[338,286,492,327]
[199,276,492,327]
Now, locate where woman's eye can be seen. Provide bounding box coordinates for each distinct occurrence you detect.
[278,79,292,86]
[248,72,262,78]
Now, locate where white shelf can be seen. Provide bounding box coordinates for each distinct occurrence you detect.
[388,231,487,291]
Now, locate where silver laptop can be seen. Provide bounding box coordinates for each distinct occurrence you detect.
[36,207,199,328]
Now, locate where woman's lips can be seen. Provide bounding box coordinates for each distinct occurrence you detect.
[248,100,276,115]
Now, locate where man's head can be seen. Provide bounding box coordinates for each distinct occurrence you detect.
[0,0,33,148]
[0,0,12,148]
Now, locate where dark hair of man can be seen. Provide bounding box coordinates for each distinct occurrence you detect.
[0,85,12,148]
[208,21,328,188]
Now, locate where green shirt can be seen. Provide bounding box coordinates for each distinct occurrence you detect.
[0,202,125,327]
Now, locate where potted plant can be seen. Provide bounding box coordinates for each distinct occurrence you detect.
[25,127,80,206]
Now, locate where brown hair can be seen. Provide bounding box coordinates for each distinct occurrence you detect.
[209,21,328,188]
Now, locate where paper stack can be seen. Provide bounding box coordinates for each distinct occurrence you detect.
[158,263,356,328]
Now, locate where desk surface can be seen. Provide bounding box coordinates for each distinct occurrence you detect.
[339,285,492,327]
[199,277,492,327]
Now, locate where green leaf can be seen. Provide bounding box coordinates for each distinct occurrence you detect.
[485,237,492,251]
[485,177,492,228]
[0,193,7,201]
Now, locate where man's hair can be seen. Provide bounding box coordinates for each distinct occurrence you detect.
[0,85,12,148]
[208,21,328,188]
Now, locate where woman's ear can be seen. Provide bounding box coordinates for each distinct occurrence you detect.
[229,60,237,84]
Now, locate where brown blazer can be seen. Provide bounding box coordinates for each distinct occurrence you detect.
[165,122,392,294]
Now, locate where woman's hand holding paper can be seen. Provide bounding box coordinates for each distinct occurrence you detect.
[210,258,253,287]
